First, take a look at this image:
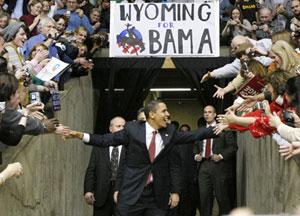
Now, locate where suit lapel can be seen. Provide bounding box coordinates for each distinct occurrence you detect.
[104,148,111,168]
[138,122,149,159]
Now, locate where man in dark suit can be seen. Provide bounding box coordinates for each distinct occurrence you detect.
[69,100,216,216]
[84,116,126,216]
[194,105,237,216]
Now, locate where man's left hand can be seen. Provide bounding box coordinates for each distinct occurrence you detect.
[168,193,180,209]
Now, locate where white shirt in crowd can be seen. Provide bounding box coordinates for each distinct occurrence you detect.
[211,38,273,79]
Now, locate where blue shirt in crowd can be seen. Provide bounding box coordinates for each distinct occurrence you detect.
[55,9,94,35]
[22,34,59,60]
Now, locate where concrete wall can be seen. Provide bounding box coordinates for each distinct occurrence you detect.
[237,132,300,214]
[0,76,94,216]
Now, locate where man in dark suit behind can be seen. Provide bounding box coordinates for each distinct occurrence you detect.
[69,100,216,216]
[84,116,126,216]
[194,105,237,216]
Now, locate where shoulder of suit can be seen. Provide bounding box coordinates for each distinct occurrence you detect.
[124,120,145,129]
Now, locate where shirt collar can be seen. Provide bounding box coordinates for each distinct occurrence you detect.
[146,121,157,134]
[206,121,216,127]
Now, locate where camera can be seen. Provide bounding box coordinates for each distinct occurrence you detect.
[283,110,295,127]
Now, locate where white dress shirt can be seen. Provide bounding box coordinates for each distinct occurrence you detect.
[109,145,122,163]
[145,122,164,158]
[201,121,216,158]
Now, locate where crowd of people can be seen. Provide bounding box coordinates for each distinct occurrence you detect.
[0,0,300,215]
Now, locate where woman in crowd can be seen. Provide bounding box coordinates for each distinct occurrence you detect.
[213,42,269,99]
[216,40,300,138]
[0,162,23,186]
[73,26,88,46]
[221,7,252,40]
[20,0,42,36]
[41,0,51,17]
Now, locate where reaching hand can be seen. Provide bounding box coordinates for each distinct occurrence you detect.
[213,85,226,99]
[217,109,236,125]
[43,118,59,133]
[200,71,212,83]
[0,162,24,185]
[62,130,84,140]
[236,95,258,112]
[279,142,300,160]
[168,193,180,209]
[213,123,229,135]
[55,124,71,137]
[6,162,23,178]
[268,112,282,128]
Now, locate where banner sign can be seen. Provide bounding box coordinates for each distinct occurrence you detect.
[109,1,219,57]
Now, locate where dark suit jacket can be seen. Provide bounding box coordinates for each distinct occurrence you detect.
[84,146,126,207]
[85,120,215,209]
[194,131,237,168]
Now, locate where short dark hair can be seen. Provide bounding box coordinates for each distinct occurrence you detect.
[137,107,144,117]
[53,14,68,24]
[179,124,191,131]
[144,100,163,119]
[0,73,18,102]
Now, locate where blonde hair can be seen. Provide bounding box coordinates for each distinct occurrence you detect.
[28,0,42,13]
[271,31,295,48]
[74,26,87,35]
[271,40,300,73]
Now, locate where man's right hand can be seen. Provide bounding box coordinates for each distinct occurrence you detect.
[84,192,95,205]
[194,154,202,162]
[113,191,119,203]
[200,71,212,83]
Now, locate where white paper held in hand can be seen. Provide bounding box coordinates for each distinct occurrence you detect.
[36,57,69,82]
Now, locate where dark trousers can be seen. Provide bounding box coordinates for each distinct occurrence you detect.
[116,183,167,216]
[93,181,115,216]
[175,181,200,216]
[198,160,232,216]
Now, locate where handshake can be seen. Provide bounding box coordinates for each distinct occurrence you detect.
[55,128,84,140]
